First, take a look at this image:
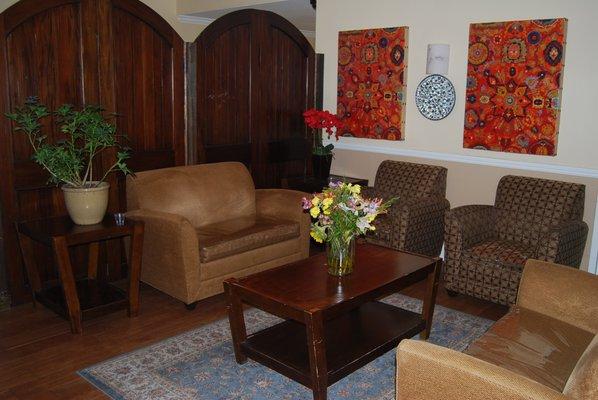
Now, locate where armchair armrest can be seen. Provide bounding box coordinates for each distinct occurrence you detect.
[126,209,200,304]
[445,205,497,251]
[391,196,450,256]
[517,259,598,332]
[255,189,310,258]
[396,339,566,400]
[536,220,588,266]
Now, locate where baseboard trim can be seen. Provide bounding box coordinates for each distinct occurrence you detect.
[332,142,598,179]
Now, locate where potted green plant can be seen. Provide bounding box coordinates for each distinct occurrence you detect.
[6,97,131,225]
[303,109,343,180]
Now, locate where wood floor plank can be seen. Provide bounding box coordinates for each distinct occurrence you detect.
[0,279,507,398]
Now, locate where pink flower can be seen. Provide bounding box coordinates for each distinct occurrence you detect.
[301,197,312,210]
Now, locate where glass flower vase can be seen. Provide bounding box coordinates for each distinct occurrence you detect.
[326,237,356,276]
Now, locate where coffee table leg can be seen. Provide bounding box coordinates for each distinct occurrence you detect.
[306,312,327,400]
[224,280,247,364]
[52,236,82,334]
[421,259,442,340]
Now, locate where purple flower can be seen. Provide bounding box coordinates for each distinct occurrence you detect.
[301,197,312,210]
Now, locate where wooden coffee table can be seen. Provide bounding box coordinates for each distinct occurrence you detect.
[224,243,441,400]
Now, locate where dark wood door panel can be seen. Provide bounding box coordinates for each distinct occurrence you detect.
[111,1,184,169]
[197,22,252,155]
[0,0,185,304]
[194,9,314,188]
[6,1,84,161]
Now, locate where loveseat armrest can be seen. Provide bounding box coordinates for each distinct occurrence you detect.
[255,189,310,258]
[396,339,566,400]
[445,205,497,251]
[517,259,598,333]
[536,220,589,266]
[126,209,200,304]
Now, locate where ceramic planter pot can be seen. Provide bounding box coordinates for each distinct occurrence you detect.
[62,182,109,225]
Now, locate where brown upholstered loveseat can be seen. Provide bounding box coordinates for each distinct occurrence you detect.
[363,160,450,257]
[397,259,598,400]
[126,162,310,307]
[444,175,588,305]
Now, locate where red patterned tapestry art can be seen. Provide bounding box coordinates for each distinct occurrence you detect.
[337,27,408,140]
[464,19,567,156]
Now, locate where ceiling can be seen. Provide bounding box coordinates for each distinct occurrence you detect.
[179,0,316,35]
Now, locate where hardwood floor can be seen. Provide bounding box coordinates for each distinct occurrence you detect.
[0,279,508,399]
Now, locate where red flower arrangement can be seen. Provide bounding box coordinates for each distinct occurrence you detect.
[303,109,343,156]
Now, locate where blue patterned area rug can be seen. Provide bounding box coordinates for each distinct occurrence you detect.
[79,294,492,400]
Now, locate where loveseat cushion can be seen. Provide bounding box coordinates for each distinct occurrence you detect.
[465,307,595,391]
[196,216,300,263]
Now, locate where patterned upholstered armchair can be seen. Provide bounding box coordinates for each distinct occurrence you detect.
[363,160,450,257]
[444,175,588,305]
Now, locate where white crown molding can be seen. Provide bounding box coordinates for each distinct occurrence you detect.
[178,14,315,38]
[332,141,598,179]
[178,15,215,25]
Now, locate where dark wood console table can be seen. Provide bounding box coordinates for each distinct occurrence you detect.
[17,216,144,334]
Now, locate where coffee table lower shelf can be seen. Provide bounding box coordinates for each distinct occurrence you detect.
[241,301,425,387]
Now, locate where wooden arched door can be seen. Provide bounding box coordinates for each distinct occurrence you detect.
[194,9,314,188]
[0,0,185,304]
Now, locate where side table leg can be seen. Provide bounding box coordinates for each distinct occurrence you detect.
[224,280,247,364]
[127,223,144,317]
[18,233,42,307]
[52,236,82,334]
[421,259,442,340]
[306,312,328,400]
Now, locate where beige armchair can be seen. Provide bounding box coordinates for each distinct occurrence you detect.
[396,259,598,400]
[126,162,310,308]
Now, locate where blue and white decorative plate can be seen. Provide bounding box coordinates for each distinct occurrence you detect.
[415,74,456,120]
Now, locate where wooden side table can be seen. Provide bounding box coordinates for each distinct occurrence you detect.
[17,215,144,334]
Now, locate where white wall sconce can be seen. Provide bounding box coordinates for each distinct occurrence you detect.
[416,44,455,120]
[426,44,450,75]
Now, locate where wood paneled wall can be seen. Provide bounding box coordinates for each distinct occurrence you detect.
[0,0,185,304]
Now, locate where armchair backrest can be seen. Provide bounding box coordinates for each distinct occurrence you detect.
[126,162,256,228]
[374,160,447,199]
[494,175,585,243]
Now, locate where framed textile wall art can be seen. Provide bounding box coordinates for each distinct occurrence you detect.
[337,27,408,140]
[464,18,567,156]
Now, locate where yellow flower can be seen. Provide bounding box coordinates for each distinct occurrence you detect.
[322,197,333,208]
[323,208,331,215]
[310,206,320,218]
[310,230,324,243]
[311,196,321,206]
[350,184,361,194]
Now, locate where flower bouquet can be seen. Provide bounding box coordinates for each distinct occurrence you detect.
[302,182,394,276]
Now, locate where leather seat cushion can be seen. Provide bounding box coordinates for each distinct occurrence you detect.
[197,216,300,263]
[465,307,595,391]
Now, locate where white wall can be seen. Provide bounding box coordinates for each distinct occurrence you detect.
[316,0,598,170]
[316,0,598,271]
